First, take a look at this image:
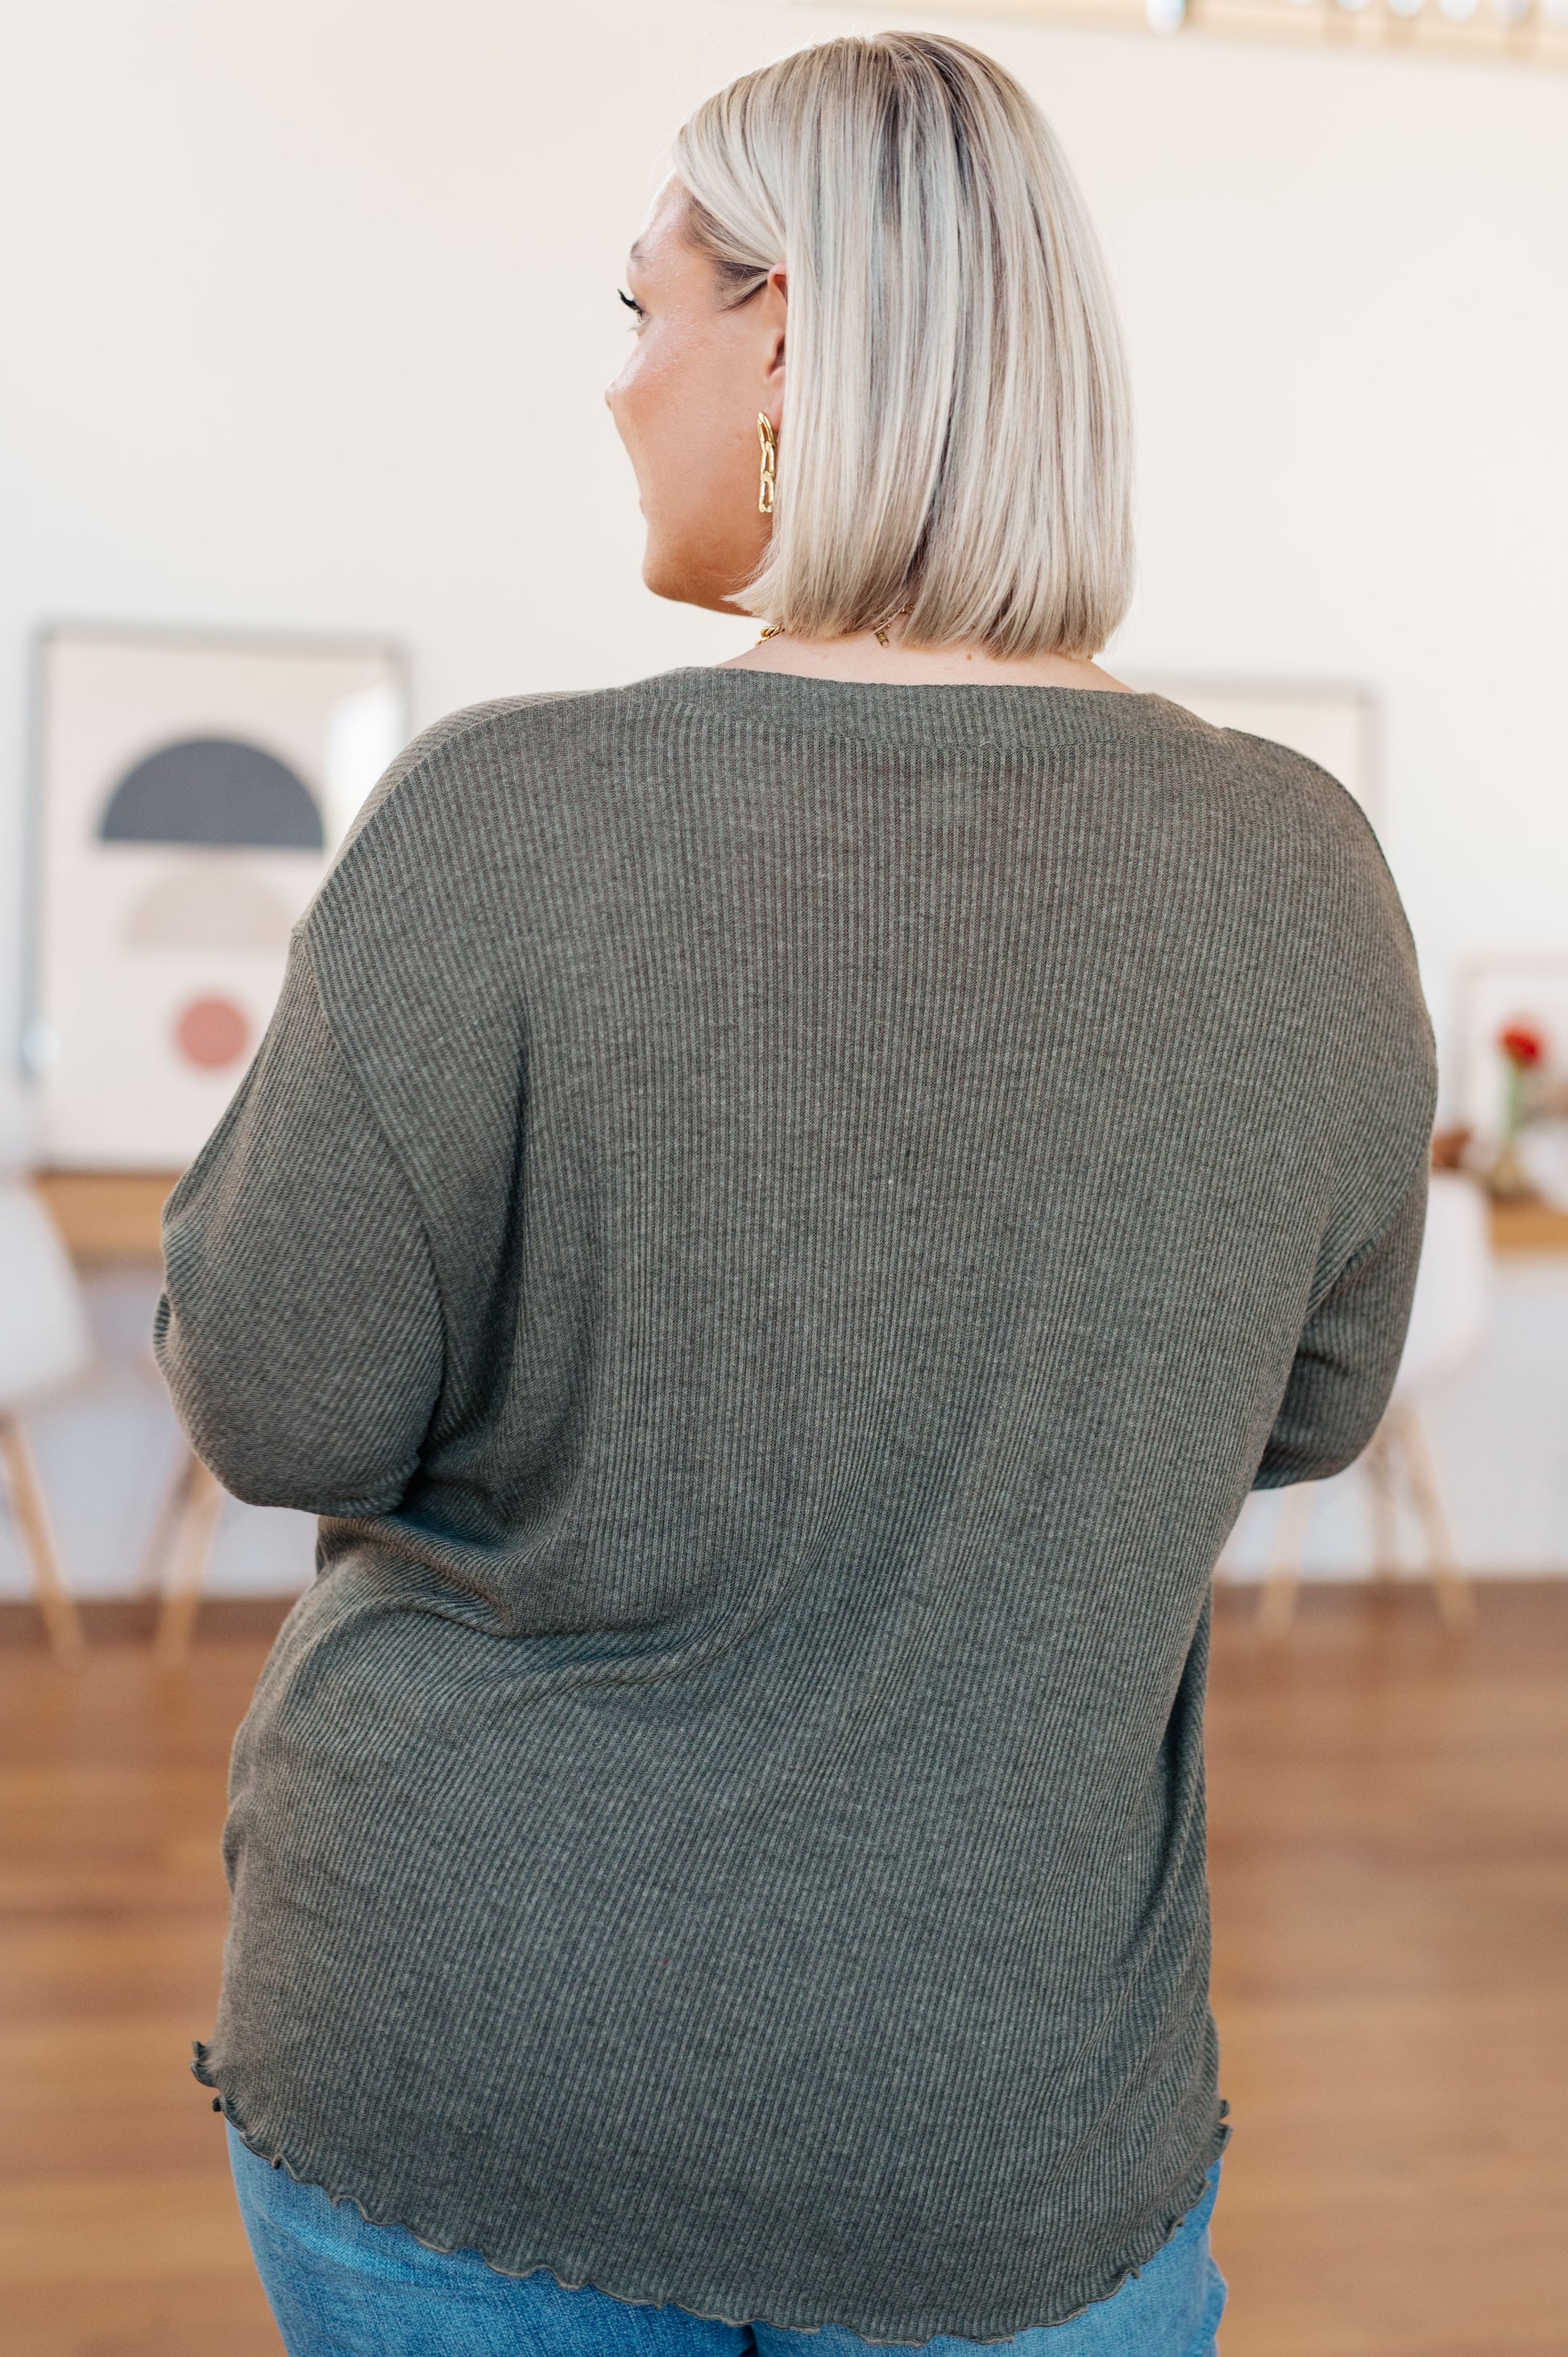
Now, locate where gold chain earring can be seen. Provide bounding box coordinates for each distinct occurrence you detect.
[757,413,777,517]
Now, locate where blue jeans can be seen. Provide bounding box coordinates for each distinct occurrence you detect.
[229,2125,1225,2355]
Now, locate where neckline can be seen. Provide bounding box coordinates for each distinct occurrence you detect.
[635,666,1209,755]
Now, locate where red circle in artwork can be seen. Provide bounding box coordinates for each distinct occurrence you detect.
[174,994,250,1071]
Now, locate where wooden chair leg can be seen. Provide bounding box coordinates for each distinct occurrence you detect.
[0,1415,85,1667]
[153,1455,227,1664]
[1386,1401,1474,1631]
[1363,1423,1400,1588]
[134,1448,197,1598]
[1259,1483,1314,1637]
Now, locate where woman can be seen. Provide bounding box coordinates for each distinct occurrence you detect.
[160,31,1435,2357]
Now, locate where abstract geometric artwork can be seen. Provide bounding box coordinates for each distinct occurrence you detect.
[28,628,407,1168]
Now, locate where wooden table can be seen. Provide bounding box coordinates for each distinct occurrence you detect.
[31,1168,1568,1265]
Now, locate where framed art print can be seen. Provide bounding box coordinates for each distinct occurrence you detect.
[1130,678,1378,820]
[27,626,409,1169]
[1453,955,1568,1143]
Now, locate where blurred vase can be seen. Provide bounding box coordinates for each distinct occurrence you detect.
[1487,1137,1534,1203]
[1518,1119,1568,1211]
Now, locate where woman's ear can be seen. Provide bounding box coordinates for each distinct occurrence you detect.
[760,265,787,399]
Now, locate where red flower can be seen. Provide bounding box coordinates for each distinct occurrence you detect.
[1499,1023,1546,1069]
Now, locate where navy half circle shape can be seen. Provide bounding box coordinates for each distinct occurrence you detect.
[99,736,325,850]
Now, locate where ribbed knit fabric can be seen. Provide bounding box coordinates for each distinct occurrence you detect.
[157,669,1435,2347]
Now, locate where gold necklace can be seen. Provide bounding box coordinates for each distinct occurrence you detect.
[755,608,911,651]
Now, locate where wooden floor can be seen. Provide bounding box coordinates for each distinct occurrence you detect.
[2,1584,1565,2357]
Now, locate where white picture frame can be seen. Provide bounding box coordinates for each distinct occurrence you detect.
[26,625,409,1171]
[1452,954,1568,1148]
[1129,678,1379,822]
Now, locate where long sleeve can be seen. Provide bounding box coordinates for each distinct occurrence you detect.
[154,932,444,1514]
[1252,1158,1428,1490]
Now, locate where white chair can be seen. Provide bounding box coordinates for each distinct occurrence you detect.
[1259,1172,1488,1633]
[142,1445,228,1663]
[0,1183,93,1663]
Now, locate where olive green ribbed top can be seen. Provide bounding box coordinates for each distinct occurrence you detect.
[159,667,1434,2344]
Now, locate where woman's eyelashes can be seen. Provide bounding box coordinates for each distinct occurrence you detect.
[619,288,646,326]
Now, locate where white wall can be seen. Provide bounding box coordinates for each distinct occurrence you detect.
[2,3,1566,1596]
[2,0,1566,1084]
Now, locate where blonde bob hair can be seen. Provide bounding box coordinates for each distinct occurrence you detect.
[674,31,1134,658]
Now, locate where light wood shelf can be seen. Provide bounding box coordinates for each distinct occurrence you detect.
[31,1169,180,1263]
[28,1168,1568,1265]
[1488,1197,1568,1254]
